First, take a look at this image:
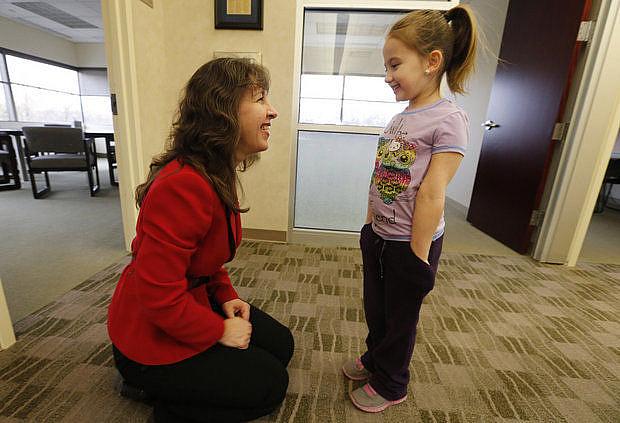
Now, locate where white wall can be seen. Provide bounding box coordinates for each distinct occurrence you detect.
[0,15,77,65]
[447,0,509,207]
[75,42,107,67]
[0,15,106,68]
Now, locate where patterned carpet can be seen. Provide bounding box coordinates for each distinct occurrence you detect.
[0,240,618,422]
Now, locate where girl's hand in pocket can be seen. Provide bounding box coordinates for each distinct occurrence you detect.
[410,241,430,265]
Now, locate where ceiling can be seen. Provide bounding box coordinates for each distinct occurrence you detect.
[0,1,103,43]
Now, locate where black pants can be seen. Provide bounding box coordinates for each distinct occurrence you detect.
[359,223,443,400]
[113,304,294,423]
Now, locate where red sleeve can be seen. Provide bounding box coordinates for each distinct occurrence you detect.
[133,170,224,349]
[206,267,239,305]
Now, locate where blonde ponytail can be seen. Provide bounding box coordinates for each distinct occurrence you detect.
[444,5,478,94]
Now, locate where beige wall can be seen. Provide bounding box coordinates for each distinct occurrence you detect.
[160,0,296,232]
[106,0,296,241]
[132,1,170,169]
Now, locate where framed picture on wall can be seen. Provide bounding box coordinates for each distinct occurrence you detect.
[215,0,263,30]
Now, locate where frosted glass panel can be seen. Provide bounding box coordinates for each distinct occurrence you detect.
[295,131,378,231]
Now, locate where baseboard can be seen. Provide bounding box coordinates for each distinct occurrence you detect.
[289,228,360,248]
[242,227,361,247]
[242,228,287,243]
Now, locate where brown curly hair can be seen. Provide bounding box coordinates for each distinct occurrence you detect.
[134,57,270,212]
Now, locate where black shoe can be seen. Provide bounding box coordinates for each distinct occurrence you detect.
[119,380,153,405]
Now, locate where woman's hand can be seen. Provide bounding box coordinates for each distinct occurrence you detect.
[222,298,251,321]
[219,317,252,349]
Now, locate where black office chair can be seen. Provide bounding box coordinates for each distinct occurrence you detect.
[595,158,620,213]
[0,134,21,191]
[22,126,100,199]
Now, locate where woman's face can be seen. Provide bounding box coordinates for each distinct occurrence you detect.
[236,86,278,163]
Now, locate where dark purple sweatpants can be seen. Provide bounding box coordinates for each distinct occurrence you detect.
[359,223,443,400]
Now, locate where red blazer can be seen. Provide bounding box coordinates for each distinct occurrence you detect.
[108,160,241,365]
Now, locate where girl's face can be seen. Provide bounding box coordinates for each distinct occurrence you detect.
[236,86,278,163]
[383,37,434,105]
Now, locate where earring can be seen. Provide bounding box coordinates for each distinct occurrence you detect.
[424,69,430,75]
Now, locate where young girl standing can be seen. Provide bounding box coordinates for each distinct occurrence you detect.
[342,6,478,412]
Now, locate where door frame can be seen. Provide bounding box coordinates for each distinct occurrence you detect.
[533,0,620,265]
[101,0,148,250]
[0,278,16,351]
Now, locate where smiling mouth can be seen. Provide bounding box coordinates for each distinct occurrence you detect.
[260,123,271,136]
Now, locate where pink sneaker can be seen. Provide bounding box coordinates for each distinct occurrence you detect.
[349,383,407,413]
[342,357,371,381]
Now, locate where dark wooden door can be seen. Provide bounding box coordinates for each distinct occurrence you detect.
[466,0,590,253]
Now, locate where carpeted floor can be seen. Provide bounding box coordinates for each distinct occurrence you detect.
[0,241,619,422]
[580,206,620,264]
[0,158,126,322]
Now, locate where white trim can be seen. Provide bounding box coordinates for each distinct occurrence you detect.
[298,123,383,135]
[303,1,458,10]
[287,0,306,238]
[0,278,16,350]
[533,0,620,265]
[102,0,145,250]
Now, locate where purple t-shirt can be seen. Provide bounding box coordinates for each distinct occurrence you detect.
[368,98,468,241]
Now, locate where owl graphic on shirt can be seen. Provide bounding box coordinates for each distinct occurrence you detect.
[372,133,416,204]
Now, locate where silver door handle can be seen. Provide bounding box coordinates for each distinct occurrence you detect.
[482,120,500,130]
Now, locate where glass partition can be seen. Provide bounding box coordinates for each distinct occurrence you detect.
[294,9,407,232]
[295,131,378,231]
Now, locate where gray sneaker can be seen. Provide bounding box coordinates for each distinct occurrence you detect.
[342,357,371,381]
[349,383,407,413]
